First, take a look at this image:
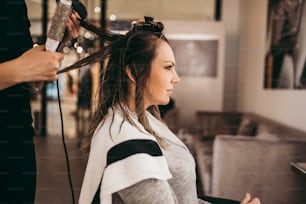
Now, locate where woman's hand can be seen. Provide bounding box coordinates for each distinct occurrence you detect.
[240,193,261,204]
[17,45,64,82]
[66,11,81,40]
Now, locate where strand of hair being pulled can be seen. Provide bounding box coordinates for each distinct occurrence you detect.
[57,16,163,74]
[57,18,122,74]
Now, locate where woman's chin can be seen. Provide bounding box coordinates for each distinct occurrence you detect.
[160,98,170,105]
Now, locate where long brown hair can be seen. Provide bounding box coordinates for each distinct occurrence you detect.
[66,17,169,153]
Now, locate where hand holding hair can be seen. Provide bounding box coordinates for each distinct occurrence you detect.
[65,11,81,40]
[45,0,73,52]
[16,45,63,82]
[240,193,261,204]
[46,0,82,52]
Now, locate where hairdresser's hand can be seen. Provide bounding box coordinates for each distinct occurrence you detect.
[240,193,260,204]
[66,11,81,40]
[17,45,63,82]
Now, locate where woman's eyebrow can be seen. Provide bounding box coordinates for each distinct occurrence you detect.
[164,61,175,66]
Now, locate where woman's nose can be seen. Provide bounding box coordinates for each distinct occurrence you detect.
[172,70,180,84]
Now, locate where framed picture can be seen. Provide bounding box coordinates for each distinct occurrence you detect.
[168,34,219,77]
[264,0,306,89]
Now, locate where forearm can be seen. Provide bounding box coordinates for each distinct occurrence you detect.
[0,59,23,90]
[117,178,178,204]
[0,46,64,91]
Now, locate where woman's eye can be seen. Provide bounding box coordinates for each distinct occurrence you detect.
[165,65,173,70]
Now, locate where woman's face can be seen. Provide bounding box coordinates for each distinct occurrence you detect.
[144,40,180,108]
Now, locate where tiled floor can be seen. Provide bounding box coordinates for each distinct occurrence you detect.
[32,98,87,204]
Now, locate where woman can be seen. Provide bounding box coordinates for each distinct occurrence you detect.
[0,0,81,203]
[66,17,260,204]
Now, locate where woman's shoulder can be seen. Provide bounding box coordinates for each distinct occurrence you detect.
[92,107,157,148]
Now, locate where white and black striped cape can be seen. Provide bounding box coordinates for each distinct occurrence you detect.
[78,107,174,204]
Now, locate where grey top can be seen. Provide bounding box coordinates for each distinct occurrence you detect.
[112,136,210,204]
[80,107,211,204]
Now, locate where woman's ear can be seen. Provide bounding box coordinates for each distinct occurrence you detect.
[125,66,136,83]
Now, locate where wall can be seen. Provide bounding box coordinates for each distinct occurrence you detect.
[238,0,306,132]
[103,0,215,21]
[77,0,215,20]
[25,0,215,34]
[221,0,240,111]
[163,21,225,129]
